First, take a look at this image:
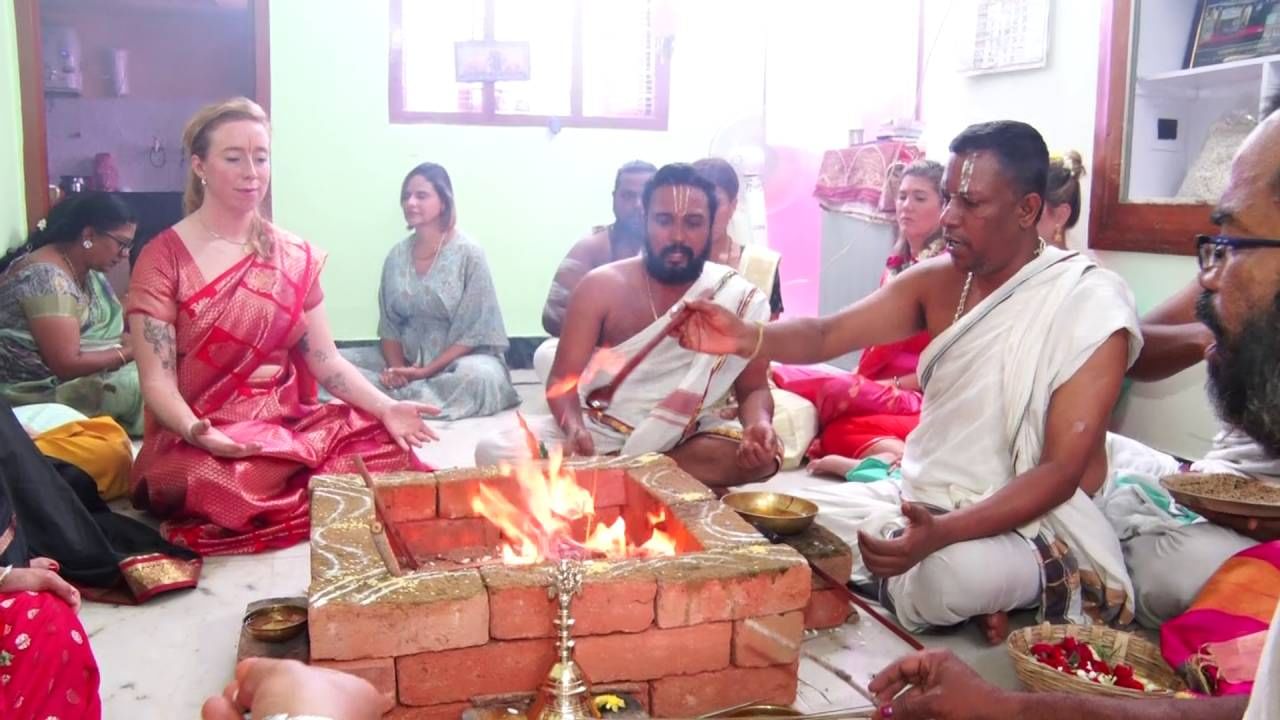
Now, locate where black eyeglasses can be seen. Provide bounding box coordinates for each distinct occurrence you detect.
[1196,234,1280,271]
[98,230,134,251]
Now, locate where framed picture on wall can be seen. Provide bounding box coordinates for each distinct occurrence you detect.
[1185,0,1280,68]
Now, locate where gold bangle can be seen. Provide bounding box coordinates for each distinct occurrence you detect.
[113,346,127,367]
[747,322,766,360]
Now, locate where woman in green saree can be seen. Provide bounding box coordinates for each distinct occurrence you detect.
[0,193,143,434]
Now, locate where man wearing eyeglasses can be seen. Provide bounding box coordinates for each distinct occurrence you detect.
[1104,93,1280,635]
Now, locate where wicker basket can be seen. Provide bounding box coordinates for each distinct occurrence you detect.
[1007,623,1185,698]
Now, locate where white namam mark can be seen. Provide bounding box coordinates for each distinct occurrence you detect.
[958,154,976,196]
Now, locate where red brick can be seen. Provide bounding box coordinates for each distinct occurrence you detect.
[399,518,501,559]
[733,612,804,667]
[386,701,472,719]
[312,657,396,710]
[576,622,731,682]
[309,570,490,661]
[482,563,656,639]
[651,663,799,718]
[397,638,557,705]
[374,473,438,523]
[804,588,856,630]
[575,467,627,508]
[622,455,716,507]
[655,546,811,628]
[779,522,853,589]
[434,467,518,519]
[670,500,769,551]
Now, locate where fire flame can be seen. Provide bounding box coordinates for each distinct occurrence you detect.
[545,347,629,401]
[470,449,678,565]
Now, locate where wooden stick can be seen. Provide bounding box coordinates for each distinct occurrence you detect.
[585,287,717,411]
[807,561,924,651]
[354,456,419,572]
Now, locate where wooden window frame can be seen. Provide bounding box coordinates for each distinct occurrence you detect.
[388,0,671,131]
[1089,0,1214,256]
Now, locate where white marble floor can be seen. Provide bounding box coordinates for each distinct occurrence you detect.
[90,371,1019,719]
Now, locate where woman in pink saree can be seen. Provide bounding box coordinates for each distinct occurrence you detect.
[127,99,438,555]
[773,160,945,470]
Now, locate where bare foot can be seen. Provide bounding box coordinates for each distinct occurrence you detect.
[977,612,1009,645]
[807,455,858,478]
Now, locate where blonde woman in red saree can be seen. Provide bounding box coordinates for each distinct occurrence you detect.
[126,98,438,555]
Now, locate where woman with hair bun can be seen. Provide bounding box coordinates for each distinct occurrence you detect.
[0,192,142,434]
[1039,150,1086,249]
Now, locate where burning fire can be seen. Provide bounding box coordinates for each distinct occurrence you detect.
[470,449,678,565]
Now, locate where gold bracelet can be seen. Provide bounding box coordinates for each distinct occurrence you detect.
[747,322,766,360]
[113,346,127,367]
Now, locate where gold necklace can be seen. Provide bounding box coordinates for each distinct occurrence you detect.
[953,273,973,324]
[197,212,251,251]
[55,246,88,293]
[643,271,660,321]
[953,239,1047,324]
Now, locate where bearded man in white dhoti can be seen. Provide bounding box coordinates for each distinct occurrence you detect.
[476,163,781,488]
[678,121,1142,644]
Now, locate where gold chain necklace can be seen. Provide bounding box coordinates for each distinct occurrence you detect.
[55,245,88,293]
[197,212,251,252]
[643,271,660,321]
[953,238,1047,324]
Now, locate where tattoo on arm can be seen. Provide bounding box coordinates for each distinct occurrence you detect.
[297,331,333,365]
[142,316,177,371]
[318,370,349,397]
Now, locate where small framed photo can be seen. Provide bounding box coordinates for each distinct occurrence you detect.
[454,41,531,83]
[1186,0,1280,68]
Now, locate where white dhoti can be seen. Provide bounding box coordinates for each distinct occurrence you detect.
[1102,426,1273,627]
[477,263,770,465]
[760,248,1142,630]
[533,338,558,384]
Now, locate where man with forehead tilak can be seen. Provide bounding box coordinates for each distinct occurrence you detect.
[677,122,1142,643]
[477,163,781,488]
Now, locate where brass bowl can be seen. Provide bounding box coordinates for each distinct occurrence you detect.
[720,705,802,717]
[723,492,818,536]
[243,602,307,643]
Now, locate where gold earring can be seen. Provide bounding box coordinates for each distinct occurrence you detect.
[200,176,207,187]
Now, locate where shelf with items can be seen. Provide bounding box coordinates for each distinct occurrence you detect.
[1136,53,1280,100]
[1091,0,1280,254]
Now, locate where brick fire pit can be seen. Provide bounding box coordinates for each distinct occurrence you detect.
[307,454,853,719]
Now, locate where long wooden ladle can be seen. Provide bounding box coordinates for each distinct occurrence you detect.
[585,289,714,412]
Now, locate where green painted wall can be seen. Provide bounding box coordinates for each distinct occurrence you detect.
[268,1,766,340]
[0,1,26,250]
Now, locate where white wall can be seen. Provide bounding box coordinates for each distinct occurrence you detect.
[919,0,1216,457]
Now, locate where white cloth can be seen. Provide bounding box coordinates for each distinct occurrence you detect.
[1245,599,1280,720]
[781,248,1142,625]
[1102,426,1276,627]
[10,402,89,433]
[533,337,558,385]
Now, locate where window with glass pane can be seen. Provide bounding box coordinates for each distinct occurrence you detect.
[581,0,658,119]
[391,0,670,129]
[398,0,486,114]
